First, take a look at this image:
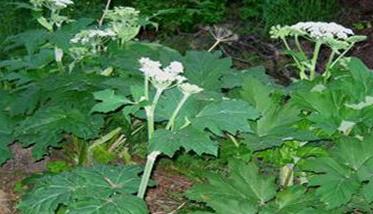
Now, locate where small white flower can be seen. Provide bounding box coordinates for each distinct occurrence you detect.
[179,83,203,95]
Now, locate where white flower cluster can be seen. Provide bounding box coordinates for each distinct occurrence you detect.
[52,0,73,8]
[270,22,355,41]
[139,57,203,94]
[105,7,141,42]
[290,22,354,39]
[30,0,73,9]
[70,29,116,45]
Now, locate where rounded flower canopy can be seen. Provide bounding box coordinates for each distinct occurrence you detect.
[270,21,355,41]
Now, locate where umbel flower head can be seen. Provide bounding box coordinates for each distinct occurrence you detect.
[290,22,354,39]
[105,7,141,42]
[30,0,73,10]
[270,21,355,40]
[70,29,116,45]
[139,58,186,89]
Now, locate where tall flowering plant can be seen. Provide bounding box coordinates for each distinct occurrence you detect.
[136,57,203,198]
[270,22,366,80]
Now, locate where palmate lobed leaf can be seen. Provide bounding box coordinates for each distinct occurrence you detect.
[18,165,148,214]
[191,99,259,136]
[91,89,133,113]
[14,106,104,159]
[182,51,234,91]
[187,161,277,214]
[149,127,217,157]
[187,161,332,214]
[302,135,373,208]
[240,75,316,151]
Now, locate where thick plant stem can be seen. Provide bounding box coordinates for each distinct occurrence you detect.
[323,50,336,79]
[165,94,189,130]
[146,89,163,140]
[329,43,354,68]
[137,151,160,198]
[309,41,322,80]
[208,40,221,52]
[144,76,149,100]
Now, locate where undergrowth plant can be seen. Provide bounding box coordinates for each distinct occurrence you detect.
[1,0,373,213]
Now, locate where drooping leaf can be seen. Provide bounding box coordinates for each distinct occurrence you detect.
[18,165,148,214]
[149,127,217,157]
[192,99,259,136]
[14,106,104,159]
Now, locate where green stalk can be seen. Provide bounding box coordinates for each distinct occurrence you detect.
[281,37,306,80]
[137,151,160,198]
[144,76,149,100]
[309,41,322,80]
[165,94,190,130]
[146,89,163,140]
[329,43,354,68]
[57,61,65,73]
[87,127,122,163]
[294,35,305,53]
[323,50,336,79]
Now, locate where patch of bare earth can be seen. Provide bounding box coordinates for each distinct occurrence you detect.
[146,171,192,214]
[0,144,48,214]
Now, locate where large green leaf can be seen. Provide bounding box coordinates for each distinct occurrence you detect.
[187,161,277,214]
[67,194,147,214]
[149,127,217,157]
[292,58,373,137]
[182,51,233,91]
[302,135,373,208]
[91,89,132,113]
[14,106,104,159]
[240,76,316,151]
[191,99,259,136]
[260,186,324,214]
[18,165,148,214]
